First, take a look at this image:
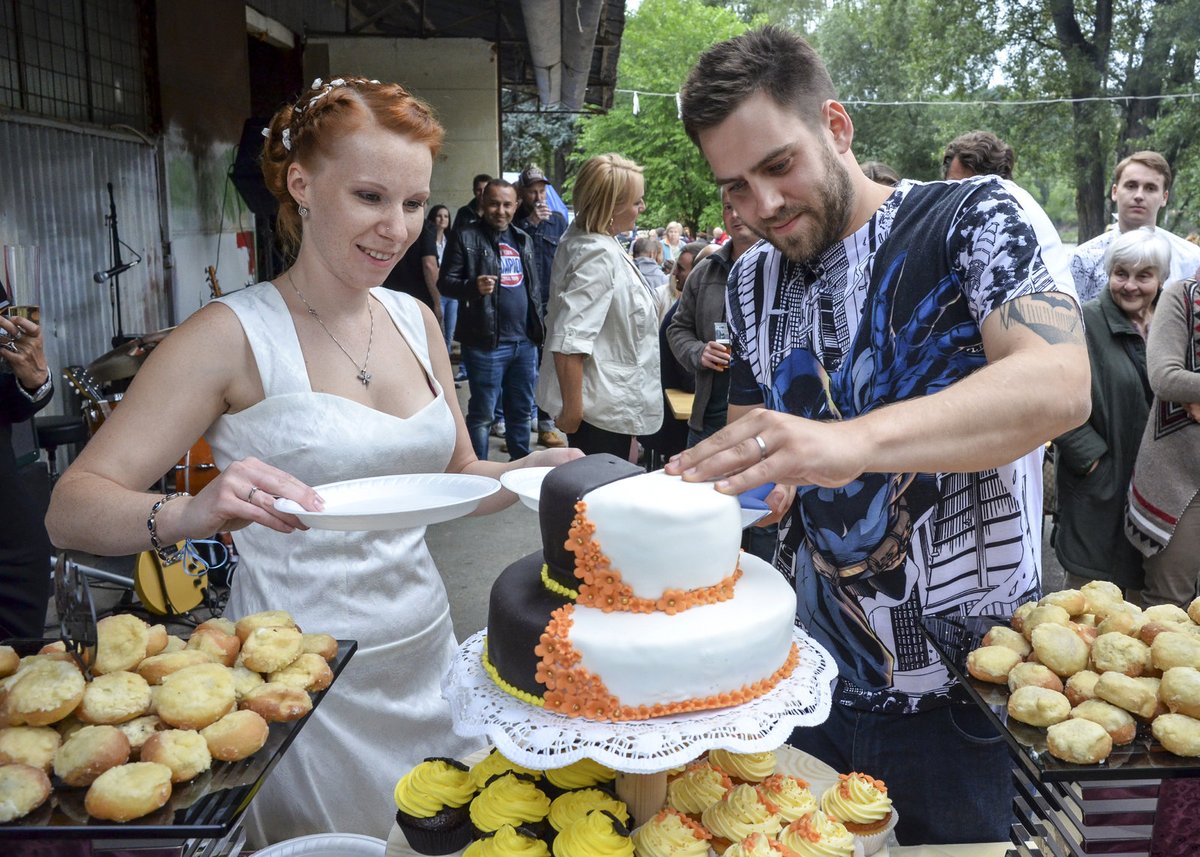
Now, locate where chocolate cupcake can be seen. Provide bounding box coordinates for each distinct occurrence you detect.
[393,757,477,855]
[548,786,629,834]
[471,772,553,840]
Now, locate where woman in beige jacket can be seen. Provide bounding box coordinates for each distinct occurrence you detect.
[537,153,663,459]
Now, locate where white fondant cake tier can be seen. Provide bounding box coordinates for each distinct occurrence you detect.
[567,553,796,709]
[582,470,742,599]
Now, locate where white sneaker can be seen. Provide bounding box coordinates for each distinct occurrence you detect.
[490,420,506,438]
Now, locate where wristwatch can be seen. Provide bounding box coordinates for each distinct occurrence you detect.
[18,373,52,403]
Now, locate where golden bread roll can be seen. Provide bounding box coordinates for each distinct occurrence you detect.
[156,663,236,730]
[1096,611,1146,638]
[0,646,18,678]
[145,624,169,657]
[1011,601,1038,634]
[0,726,60,772]
[84,761,173,822]
[234,610,298,643]
[1065,670,1102,707]
[230,665,265,701]
[1135,676,1168,718]
[37,641,66,655]
[1008,662,1064,694]
[240,626,304,673]
[1040,589,1087,616]
[6,659,85,726]
[301,633,339,661]
[1144,604,1191,625]
[1090,632,1151,677]
[137,649,213,685]
[161,635,187,654]
[1151,631,1200,672]
[1160,667,1200,719]
[186,628,241,668]
[1032,623,1091,677]
[1046,718,1112,764]
[200,710,269,761]
[267,652,333,691]
[1139,620,1187,646]
[94,614,150,675]
[239,682,312,722]
[1069,699,1136,745]
[196,617,237,637]
[1094,672,1158,720]
[1188,597,1200,626]
[53,724,131,786]
[1080,579,1123,603]
[982,626,1032,658]
[115,714,164,757]
[967,645,1023,684]
[78,670,153,724]
[0,762,52,822]
[1071,621,1099,646]
[1152,713,1200,757]
[140,729,212,783]
[1007,685,1071,727]
[1022,604,1071,641]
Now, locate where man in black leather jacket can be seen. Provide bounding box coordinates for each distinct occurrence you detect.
[438,179,543,460]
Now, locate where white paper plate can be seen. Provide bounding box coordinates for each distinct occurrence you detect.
[275,473,500,531]
[255,833,386,857]
[499,466,554,511]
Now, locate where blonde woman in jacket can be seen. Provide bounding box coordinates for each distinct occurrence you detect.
[537,153,663,458]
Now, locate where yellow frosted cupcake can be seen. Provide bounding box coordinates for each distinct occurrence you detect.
[707,749,777,785]
[470,747,544,790]
[471,772,553,838]
[819,773,895,855]
[699,783,782,855]
[755,774,816,823]
[722,832,801,857]
[553,809,634,857]
[549,787,629,833]
[665,761,732,822]
[545,758,616,794]
[393,757,477,854]
[465,824,553,857]
[778,812,854,857]
[631,808,710,857]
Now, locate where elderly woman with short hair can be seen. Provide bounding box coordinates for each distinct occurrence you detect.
[537,153,663,459]
[1054,227,1169,601]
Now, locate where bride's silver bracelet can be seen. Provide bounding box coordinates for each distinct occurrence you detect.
[147,492,190,563]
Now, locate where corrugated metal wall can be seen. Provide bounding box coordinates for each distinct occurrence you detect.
[0,114,167,415]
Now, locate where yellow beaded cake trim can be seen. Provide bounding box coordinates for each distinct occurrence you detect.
[566,501,742,615]
[534,604,802,721]
[541,564,579,600]
[481,636,545,708]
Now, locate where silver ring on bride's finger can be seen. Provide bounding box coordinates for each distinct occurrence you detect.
[754,435,768,461]
[247,486,260,502]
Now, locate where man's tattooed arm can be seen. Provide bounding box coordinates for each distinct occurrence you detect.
[995,292,1085,346]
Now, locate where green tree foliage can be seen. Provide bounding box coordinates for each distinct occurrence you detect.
[572,0,756,233]
[502,108,579,189]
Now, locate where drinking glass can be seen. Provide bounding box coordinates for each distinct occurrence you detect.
[3,244,41,325]
[713,322,731,372]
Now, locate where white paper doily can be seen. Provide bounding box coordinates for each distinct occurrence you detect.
[441,627,836,773]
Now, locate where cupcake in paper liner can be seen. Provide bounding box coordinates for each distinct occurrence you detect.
[755,774,816,823]
[552,809,633,857]
[706,749,777,785]
[630,807,710,857]
[471,772,553,841]
[699,783,782,856]
[778,811,856,857]
[465,824,552,857]
[393,757,477,855]
[722,832,802,857]
[818,773,895,855]
[666,761,732,822]
[549,786,629,834]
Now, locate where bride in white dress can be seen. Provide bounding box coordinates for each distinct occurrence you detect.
[47,77,578,845]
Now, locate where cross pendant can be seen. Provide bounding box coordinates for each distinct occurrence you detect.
[357,368,371,386]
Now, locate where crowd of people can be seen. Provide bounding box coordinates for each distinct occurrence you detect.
[1,20,1197,851]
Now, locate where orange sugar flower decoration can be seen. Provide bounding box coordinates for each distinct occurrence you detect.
[656,589,684,615]
[789,814,821,843]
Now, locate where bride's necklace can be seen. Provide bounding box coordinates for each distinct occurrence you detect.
[286,271,374,386]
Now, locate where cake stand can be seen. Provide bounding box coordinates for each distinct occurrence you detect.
[441,627,836,823]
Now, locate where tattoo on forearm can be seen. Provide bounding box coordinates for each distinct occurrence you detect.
[997,293,1083,345]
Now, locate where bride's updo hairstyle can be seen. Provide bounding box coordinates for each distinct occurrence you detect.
[261,76,443,255]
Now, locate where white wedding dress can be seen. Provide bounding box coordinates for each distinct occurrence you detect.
[207,283,481,845]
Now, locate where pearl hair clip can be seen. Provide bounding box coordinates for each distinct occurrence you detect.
[261,78,382,151]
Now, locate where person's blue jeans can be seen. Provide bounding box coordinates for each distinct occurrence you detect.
[439,297,458,353]
[462,340,538,461]
[788,696,1014,844]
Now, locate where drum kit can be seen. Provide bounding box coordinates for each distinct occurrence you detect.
[68,328,219,494]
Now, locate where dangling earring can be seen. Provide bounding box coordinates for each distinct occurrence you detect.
[298,205,310,217]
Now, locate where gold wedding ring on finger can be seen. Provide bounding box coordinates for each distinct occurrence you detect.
[754,435,768,461]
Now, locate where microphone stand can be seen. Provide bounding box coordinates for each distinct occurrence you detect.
[104,182,134,348]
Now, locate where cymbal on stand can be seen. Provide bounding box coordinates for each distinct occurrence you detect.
[87,327,176,382]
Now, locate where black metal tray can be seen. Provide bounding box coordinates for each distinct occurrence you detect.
[0,639,356,840]
[921,614,1200,782]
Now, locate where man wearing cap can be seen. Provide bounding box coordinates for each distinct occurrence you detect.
[516,165,569,449]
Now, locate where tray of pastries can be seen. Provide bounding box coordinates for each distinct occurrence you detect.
[0,610,355,840]
[921,582,1200,782]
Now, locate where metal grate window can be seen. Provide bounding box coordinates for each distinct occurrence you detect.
[0,0,148,130]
